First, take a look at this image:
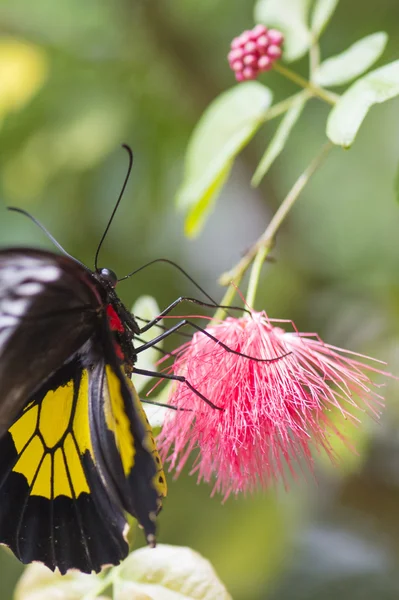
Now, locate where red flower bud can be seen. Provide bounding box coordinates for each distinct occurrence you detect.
[267,44,282,59]
[258,55,272,71]
[242,66,258,80]
[243,53,257,66]
[267,29,284,45]
[228,24,284,81]
[231,60,244,72]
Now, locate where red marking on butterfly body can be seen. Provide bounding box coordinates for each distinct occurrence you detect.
[106,305,125,359]
[107,305,124,332]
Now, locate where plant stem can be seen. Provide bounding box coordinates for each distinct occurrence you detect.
[82,567,119,600]
[211,274,243,324]
[309,41,321,76]
[258,91,305,124]
[273,62,338,105]
[218,142,333,288]
[245,245,269,309]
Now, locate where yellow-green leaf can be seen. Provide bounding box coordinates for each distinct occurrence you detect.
[131,295,162,394]
[314,32,388,87]
[254,0,313,62]
[14,564,101,600]
[177,83,272,238]
[327,60,399,147]
[311,0,340,37]
[252,92,308,186]
[114,545,232,600]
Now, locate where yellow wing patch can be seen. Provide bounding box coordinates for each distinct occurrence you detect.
[13,436,43,487]
[103,365,166,498]
[10,404,39,453]
[126,377,167,498]
[73,371,93,457]
[104,365,135,476]
[9,372,93,500]
[39,384,73,448]
[8,365,166,505]
[31,454,51,497]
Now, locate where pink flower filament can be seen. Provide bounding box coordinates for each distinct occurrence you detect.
[158,312,388,499]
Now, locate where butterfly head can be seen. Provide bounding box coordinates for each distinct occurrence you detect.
[97,267,118,288]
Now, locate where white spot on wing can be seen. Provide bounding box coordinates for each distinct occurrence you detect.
[16,282,44,296]
[3,298,29,316]
[0,255,62,357]
[35,266,60,282]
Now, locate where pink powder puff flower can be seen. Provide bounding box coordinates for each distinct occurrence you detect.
[157,311,389,499]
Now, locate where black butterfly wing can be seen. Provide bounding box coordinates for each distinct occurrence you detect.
[88,319,167,546]
[0,248,102,436]
[0,248,166,572]
[0,331,166,573]
[0,356,129,574]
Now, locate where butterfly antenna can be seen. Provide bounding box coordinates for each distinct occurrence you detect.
[94,144,133,272]
[119,257,221,307]
[7,206,87,268]
[120,258,254,316]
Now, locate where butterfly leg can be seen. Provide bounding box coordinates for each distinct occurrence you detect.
[136,318,290,364]
[139,398,192,412]
[138,296,239,334]
[133,367,222,411]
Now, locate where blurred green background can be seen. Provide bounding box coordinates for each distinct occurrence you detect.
[1,0,399,598]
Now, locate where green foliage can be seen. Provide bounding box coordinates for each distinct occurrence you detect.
[176,82,273,237]
[131,295,163,394]
[114,545,232,599]
[327,60,399,146]
[177,0,399,232]
[251,91,308,186]
[310,0,340,37]
[14,564,102,600]
[313,32,388,87]
[15,546,232,600]
[130,295,171,429]
[254,0,313,62]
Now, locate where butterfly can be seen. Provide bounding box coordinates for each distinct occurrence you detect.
[0,148,167,574]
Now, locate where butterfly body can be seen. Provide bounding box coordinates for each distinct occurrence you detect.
[0,247,166,574]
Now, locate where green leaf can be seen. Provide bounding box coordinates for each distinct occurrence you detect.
[311,0,340,37]
[14,564,101,600]
[183,162,231,238]
[254,0,313,62]
[314,32,388,87]
[131,295,162,395]
[327,60,399,147]
[251,92,308,186]
[131,294,172,429]
[177,83,272,238]
[142,383,171,430]
[114,544,232,600]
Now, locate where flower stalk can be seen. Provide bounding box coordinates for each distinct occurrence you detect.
[218,142,333,302]
[273,62,339,105]
[245,245,269,310]
[259,91,308,124]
